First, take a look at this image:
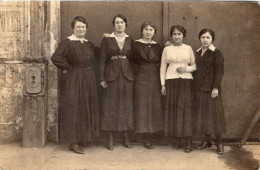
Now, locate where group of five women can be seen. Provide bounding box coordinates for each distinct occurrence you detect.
[51,15,226,155]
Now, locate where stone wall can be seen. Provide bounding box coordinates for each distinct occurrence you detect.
[0,1,59,143]
[0,2,26,143]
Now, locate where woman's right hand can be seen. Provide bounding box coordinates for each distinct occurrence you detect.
[161,85,166,95]
[100,81,107,88]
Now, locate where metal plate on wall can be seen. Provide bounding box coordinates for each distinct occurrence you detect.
[23,63,46,96]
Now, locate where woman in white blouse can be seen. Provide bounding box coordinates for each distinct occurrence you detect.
[160,25,196,153]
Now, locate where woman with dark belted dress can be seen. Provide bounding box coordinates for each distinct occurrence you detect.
[51,16,100,154]
[99,14,134,150]
[193,28,226,155]
[132,21,163,149]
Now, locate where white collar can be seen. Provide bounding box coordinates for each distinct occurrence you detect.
[196,44,216,52]
[110,32,129,38]
[135,39,157,44]
[67,34,88,43]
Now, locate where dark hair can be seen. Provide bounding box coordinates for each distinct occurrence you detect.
[198,28,215,42]
[170,25,186,38]
[112,14,127,27]
[141,21,157,35]
[71,16,88,29]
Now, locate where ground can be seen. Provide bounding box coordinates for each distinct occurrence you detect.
[0,142,259,170]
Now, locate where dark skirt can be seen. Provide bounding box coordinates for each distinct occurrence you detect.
[101,70,134,131]
[60,68,100,144]
[164,78,194,137]
[193,90,226,135]
[134,77,163,133]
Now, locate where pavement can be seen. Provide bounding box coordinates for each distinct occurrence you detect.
[0,142,259,170]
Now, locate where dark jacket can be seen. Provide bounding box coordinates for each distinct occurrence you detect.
[99,36,134,82]
[193,48,224,91]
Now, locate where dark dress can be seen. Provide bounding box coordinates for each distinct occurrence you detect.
[99,35,134,131]
[132,40,163,133]
[51,38,100,143]
[193,47,226,135]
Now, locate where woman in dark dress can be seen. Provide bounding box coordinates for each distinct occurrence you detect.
[132,21,163,149]
[51,16,100,154]
[99,14,134,150]
[160,25,196,153]
[193,28,226,155]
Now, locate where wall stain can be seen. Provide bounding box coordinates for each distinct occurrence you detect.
[220,146,259,170]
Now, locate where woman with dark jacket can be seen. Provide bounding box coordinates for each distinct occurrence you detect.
[132,21,163,149]
[193,28,226,155]
[99,14,134,150]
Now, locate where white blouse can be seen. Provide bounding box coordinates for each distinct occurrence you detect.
[160,44,196,86]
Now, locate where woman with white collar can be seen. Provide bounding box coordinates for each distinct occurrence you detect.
[131,21,163,149]
[99,14,134,150]
[193,28,226,155]
[160,25,196,153]
[51,16,100,154]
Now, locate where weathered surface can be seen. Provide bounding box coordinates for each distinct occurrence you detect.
[0,1,60,144]
[0,2,25,61]
[45,1,60,143]
[0,64,24,143]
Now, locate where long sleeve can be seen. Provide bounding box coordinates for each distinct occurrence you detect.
[185,47,196,73]
[99,37,108,82]
[51,39,71,70]
[128,37,135,61]
[160,48,167,86]
[213,49,224,90]
[130,42,139,64]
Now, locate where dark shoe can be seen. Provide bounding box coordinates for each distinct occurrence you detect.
[172,138,181,149]
[107,132,113,150]
[197,141,212,149]
[123,132,131,148]
[144,140,153,149]
[217,144,224,155]
[69,143,84,154]
[184,137,192,153]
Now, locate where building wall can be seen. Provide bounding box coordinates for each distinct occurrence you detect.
[0,1,59,143]
[0,1,26,143]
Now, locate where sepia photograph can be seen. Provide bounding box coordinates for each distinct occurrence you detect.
[0,0,259,169]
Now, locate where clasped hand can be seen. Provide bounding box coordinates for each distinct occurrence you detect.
[176,67,186,74]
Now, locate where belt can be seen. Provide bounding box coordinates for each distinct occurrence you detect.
[71,66,92,70]
[110,55,127,60]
